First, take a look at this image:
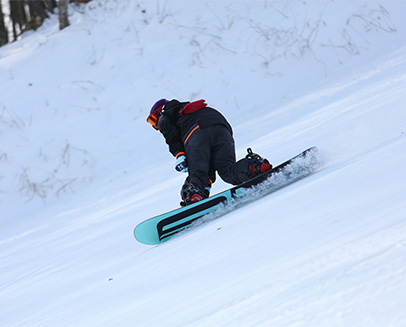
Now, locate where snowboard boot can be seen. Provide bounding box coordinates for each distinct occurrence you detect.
[246,148,272,178]
[203,180,212,198]
[203,185,211,198]
[180,183,208,207]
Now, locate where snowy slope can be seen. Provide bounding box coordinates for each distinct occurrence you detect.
[1,1,406,326]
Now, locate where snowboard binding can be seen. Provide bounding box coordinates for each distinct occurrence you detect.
[180,182,209,207]
[246,148,272,177]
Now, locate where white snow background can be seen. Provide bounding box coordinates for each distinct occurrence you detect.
[1,0,406,326]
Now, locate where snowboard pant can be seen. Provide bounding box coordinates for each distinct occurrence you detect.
[183,124,252,193]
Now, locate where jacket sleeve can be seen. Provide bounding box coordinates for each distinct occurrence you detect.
[158,114,185,158]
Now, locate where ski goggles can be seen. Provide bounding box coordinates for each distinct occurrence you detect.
[147,111,160,130]
[147,99,169,130]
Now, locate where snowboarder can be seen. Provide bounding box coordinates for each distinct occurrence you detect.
[147,99,272,205]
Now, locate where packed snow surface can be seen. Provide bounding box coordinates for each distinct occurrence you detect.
[1,1,406,326]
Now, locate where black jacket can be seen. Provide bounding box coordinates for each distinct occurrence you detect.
[158,100,233,157]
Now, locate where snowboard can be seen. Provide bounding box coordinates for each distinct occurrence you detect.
[134,146,320,245]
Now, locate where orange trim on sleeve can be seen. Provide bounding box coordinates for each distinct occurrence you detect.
[176,152,186,158]
[184,125,200,145]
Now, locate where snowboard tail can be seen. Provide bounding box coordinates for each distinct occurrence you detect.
[134,146,320,245]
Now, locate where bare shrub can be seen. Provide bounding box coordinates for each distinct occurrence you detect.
[346,5,397,34]
[246,4,397,68]
[0,105,25,130]
[320,5,396,55]
[14,141,95,202]
[15,167,76,202]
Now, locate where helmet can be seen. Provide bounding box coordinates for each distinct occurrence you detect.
[147,98,168,130]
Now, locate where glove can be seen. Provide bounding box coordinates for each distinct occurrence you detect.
[175,155,188,173]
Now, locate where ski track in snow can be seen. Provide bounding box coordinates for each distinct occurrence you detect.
[1,0,406,326]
